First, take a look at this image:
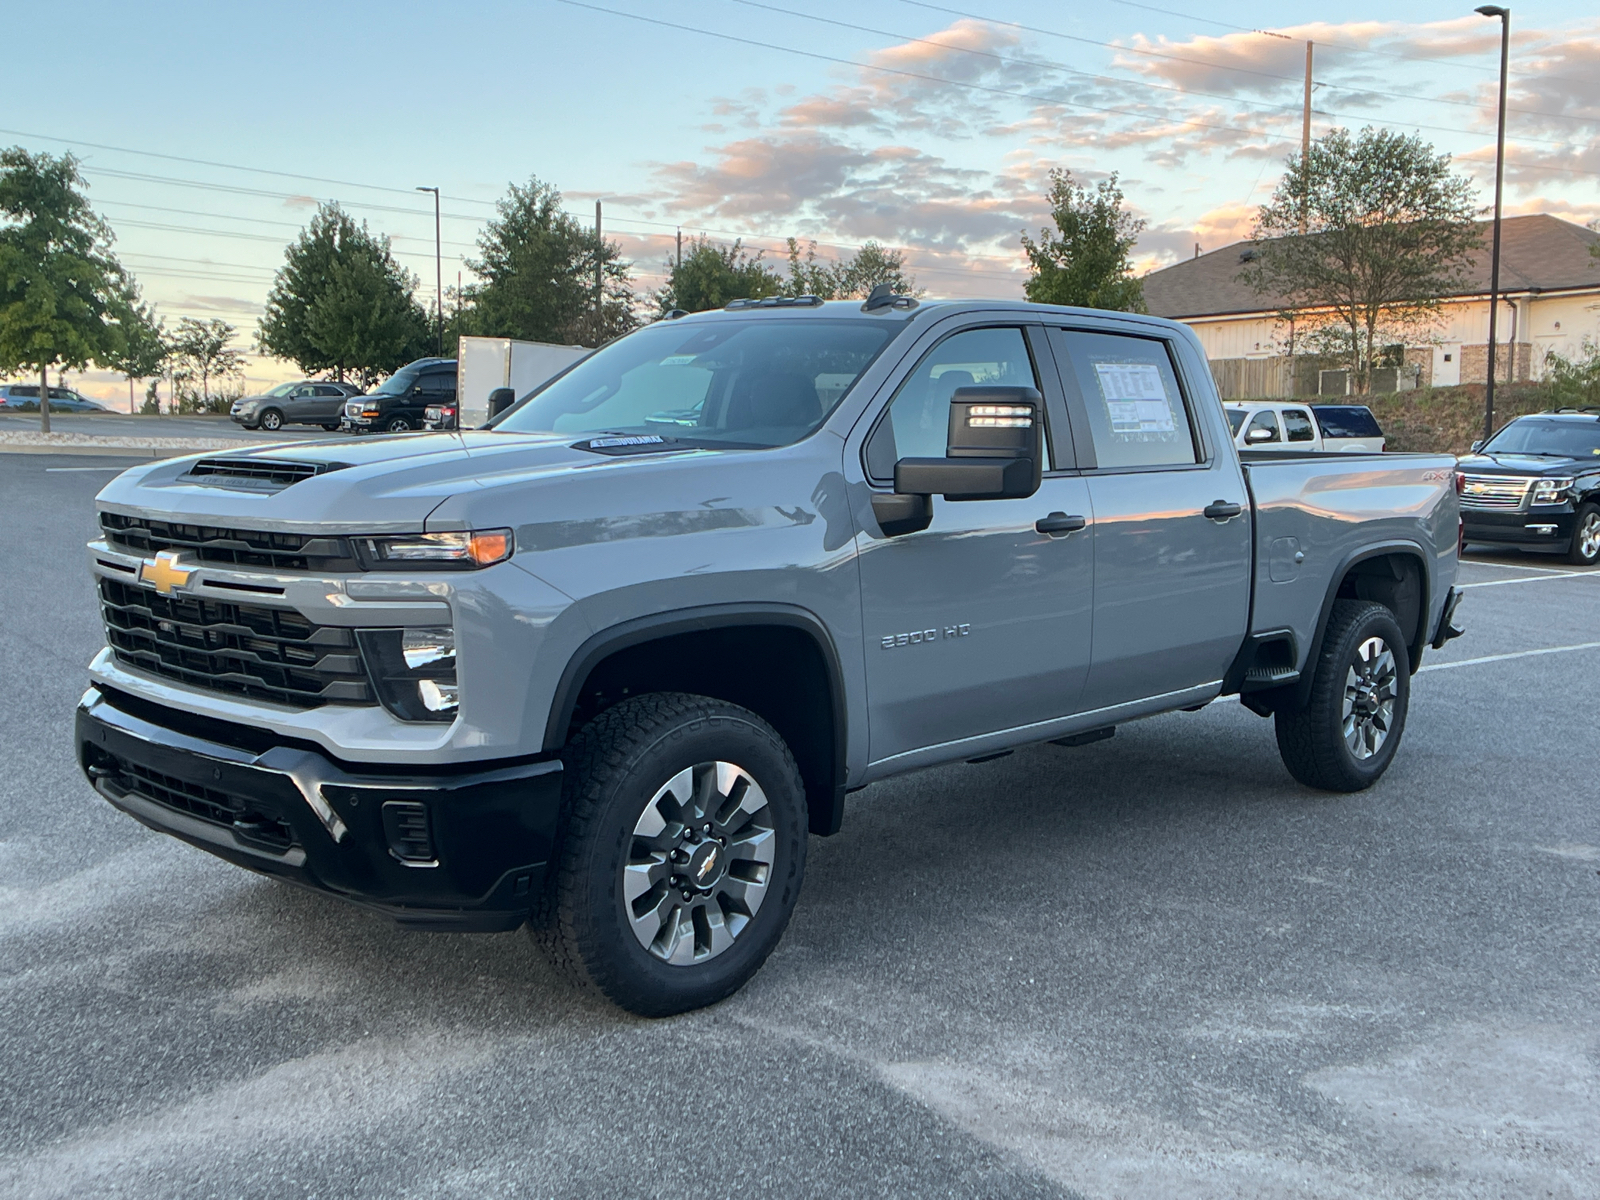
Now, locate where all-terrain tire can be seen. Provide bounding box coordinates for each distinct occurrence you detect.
[532,692,808,1016]
[1274,600,1410,792]
[1568,502,1600,566]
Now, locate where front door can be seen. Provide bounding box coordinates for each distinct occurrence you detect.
[1047,327,1251,712]
[857,324,1095,768]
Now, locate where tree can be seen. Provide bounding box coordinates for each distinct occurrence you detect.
[170,317,246,413]
[657,236,781,314]
[304,243,431,388]
[1544,337,1600,407]
[1020,170,1147,313]
[462,177,636,347]
[1240,127,1480,393]
[104,291,168,413]
[259,203,430,381]
[781,239,920,300]
[0,147,139,432]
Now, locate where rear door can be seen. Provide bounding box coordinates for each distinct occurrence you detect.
[1047,326,1251,711]
[303,384,346,422]
[1281,405,1319,450]
[856,322,1095,766]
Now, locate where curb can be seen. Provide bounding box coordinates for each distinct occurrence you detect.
[0,444,204,458]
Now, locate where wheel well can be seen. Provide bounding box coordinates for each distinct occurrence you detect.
[557,623,844,836]
[1333,551,1426,663]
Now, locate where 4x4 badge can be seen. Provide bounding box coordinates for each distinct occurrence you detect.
[139,550,193,595]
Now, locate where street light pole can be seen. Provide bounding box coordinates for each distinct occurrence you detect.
[1475,5,1510,444]
[416,186,443,357]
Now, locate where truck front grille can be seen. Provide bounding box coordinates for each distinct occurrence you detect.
[99,577,373,708]
[99,512,359,572]
[1458,474,1533,510]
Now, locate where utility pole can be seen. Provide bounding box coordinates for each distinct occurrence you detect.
[1300,41,1313,236]
[1476,5,1511,443]
[594,200,604,343]
[416,186,443,356]
[677,227,683,270]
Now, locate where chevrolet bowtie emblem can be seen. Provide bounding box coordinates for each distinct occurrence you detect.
[139,550,193,595]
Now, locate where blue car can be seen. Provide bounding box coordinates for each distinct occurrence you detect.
[0,384,113,413]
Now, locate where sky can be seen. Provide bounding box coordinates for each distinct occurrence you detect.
[6,0,1598,402]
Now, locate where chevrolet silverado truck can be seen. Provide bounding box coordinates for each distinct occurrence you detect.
[76,294,1465,1016]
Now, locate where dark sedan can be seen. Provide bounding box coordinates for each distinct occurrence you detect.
[1457,410,1600,565]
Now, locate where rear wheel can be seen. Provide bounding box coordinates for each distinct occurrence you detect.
[258,408,283,431]
[1568,503,1600,566]
[534,693,807,1016]
[1275,600,1409,792]
[322,423,340,432]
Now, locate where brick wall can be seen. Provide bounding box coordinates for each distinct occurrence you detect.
[1459,342,1533,385]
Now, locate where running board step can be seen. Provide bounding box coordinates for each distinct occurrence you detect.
[1050,727,1114,748]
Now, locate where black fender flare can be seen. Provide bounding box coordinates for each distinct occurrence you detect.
[542,602,851,836]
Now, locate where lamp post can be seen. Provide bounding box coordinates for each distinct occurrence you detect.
[1475,5,1510,444]
[416,186,443,357]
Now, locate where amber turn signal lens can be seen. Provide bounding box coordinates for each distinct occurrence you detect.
[468,530,512,565]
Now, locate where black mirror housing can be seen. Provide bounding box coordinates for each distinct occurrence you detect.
[894,385,1043,500]
[486,387,516,419]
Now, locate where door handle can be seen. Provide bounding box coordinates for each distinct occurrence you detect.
[1036,512,1087,535]
[1203,500,1244,521]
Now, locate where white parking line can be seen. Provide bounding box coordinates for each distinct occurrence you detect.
[43,466,127,472]
[1459,571,1598,589]
[1419,641,1600,673]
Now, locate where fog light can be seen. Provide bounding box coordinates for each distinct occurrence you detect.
[418,678,458,712]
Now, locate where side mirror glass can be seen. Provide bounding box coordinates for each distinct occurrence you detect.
[486,387,517,419]
[1470,440,1484,453]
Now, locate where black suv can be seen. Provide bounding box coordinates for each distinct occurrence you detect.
[1457,410,1600,565]
[340,358,456,434]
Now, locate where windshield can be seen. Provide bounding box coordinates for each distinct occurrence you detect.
[371,364,423,396]
[1483,418,1600,458]
[493,318,898,448]
[265,382,300,397]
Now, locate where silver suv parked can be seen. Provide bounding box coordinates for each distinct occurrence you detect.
[231,381,362,431]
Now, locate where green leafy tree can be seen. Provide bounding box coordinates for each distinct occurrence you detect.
[657,236,782,314]
[1021,170,1147,313]
[105,291,169,411]
[462,177,636,347]
[1240,127,1480,393]
[1544,337,1600,407]
[0,147,139,432]
[781,239,920,300]
[170,317,246,413]
[304,245,431,388]
[260,203,430,380]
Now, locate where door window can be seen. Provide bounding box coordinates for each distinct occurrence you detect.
[1283,408,1315,442]
[1244,409,1281,444]
[1053,331,1197,469]
[314,385,344,397]
[866,326,1041,481]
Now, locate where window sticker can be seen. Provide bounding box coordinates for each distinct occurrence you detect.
[1093,362,1175,435]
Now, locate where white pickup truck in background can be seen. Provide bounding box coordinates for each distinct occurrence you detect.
[1225,401,1387,454]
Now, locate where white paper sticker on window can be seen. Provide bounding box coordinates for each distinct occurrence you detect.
[1094,362,1175,434]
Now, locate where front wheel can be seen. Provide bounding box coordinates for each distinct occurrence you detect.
[385,416,412,433]
[1568,503,1600,566]
[258,408,283,431]
[1274,600,1410,792]
[534,693,807,1016]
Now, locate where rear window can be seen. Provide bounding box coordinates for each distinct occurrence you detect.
[1314,405,1383,439]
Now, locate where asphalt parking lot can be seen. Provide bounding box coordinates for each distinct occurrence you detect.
[2,453,1596,1199]
[0,413,339,443]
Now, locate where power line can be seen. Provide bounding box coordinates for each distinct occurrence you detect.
[737,0,1594,140]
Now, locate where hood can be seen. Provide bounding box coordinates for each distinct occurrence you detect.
[93,430,719,533]
[1456,451,1582,475]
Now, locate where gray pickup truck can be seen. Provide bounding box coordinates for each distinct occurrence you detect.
[76,296,1464,1015]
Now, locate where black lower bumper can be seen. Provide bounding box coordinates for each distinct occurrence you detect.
[76,687,563,931]
[1462,507,1576,549]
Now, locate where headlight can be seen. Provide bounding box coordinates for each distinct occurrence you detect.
[1532,478,1574,505]
[358,625,458,722]
[356,530,513,570]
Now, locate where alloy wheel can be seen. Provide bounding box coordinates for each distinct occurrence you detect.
[623,761,776,965]
[1578,511,1600,562]
[1342,635,1397,760]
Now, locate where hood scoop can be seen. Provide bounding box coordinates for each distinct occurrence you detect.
[180,457,351,492]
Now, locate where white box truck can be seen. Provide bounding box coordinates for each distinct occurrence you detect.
[431,337,589,430]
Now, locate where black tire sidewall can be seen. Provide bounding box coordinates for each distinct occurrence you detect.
[1570,503,1600,566]
[563,702,806,1015]
[259,409,282,430]
[1316,604,1410,786]
[386,417,411,433]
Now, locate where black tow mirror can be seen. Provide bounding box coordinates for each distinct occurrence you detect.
[486,387,517,419]
[894,385,1043,501]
